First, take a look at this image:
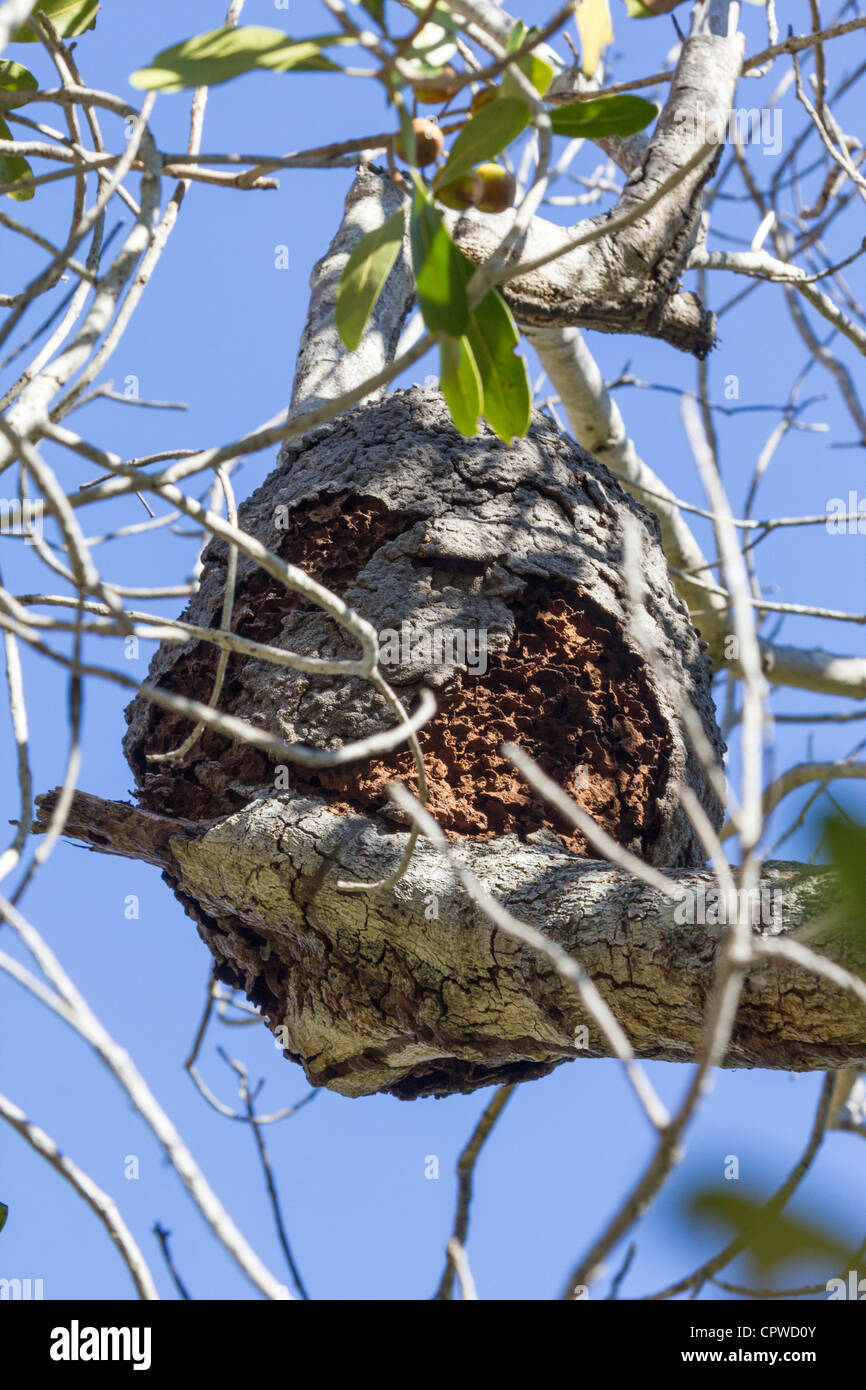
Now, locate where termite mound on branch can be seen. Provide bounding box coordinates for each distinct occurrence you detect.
[40,387,729,1098]
[125,386,724,862]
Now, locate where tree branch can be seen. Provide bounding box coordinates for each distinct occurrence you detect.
[449,0,743,356]
[34,789,863,1095]
[290,162,413,420]
[529,323,866,700]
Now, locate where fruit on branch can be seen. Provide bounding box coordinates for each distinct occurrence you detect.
[436,170,484,210]
[475,162,517,214]
[414,64,459,104]
[394,117,444,167]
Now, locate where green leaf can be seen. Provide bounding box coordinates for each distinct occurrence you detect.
[502,53,554,102]
[440,335,482,436]
[691,1189,853,1276]
[506,19,528,52]
[501,19,555,99]
[0,61,38,93]
[359,0,385,24]
[130,27,347,92]
[403,6,457,73]
[0,116,34,200]
[826,815,866,941]
[395,101,418,164]
[549,93,656,139]
[336,208,405,351]
[12,0,98,42]
[434,97,530,190]
[463,283,531,442]
[416,227,530,440]
[410,184,469,335]
[624,0,694,13]
[0,1203,7,1235]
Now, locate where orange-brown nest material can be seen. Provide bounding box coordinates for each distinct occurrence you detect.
[124,387,724,868]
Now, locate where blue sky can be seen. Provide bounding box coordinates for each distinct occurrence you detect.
[1,0,864,1301]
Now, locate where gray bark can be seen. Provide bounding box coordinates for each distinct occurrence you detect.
[35,787,858,1099]
[448,0,744,356]
[290,163,414,420]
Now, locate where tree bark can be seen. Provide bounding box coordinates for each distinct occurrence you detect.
[289,162,413,420]
[447,0,744,357]
[35,786,860,1099]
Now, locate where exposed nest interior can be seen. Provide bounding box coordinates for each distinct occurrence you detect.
[129,492,672,859]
